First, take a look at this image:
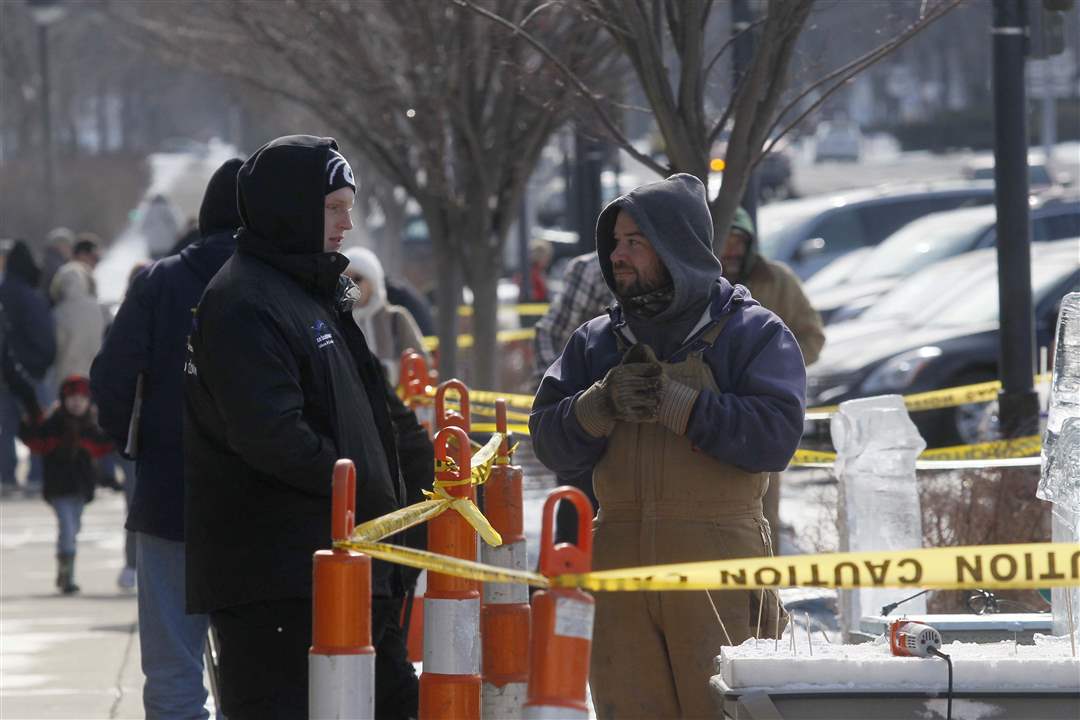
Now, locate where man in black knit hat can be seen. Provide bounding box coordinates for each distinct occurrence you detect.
[184,136,426,719]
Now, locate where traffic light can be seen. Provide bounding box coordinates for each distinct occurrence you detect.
[1028,0,1070,58]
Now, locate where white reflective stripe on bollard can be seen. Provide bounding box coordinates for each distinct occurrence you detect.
[524,705,589,719]
[482,541,529,604]
[309,652,374,720]
[423,597,481,674]
[483,681,528,719]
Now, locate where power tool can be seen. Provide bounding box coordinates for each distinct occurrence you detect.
[889,619,943,657]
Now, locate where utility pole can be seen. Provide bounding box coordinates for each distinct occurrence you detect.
[571,129,604,257]
[732,0,759,224]
[991,0,1039,439]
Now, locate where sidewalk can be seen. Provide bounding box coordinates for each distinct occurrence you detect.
[1,491,146,719]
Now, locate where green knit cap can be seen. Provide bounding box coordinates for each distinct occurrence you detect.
[731,206,755,240]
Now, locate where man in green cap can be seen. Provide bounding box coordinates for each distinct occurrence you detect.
[718,206,824,552]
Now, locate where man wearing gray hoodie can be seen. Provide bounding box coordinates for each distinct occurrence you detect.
[530,174,805,718]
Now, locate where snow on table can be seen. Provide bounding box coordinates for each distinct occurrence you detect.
[716,633,1080,694]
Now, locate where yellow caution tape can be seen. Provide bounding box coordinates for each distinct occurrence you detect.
[471,421,532,435]
[422,328,536,352]
[334,540,1080,592]
[789,435,1041,467]
[792,449,838,464]
[338,540,552,588]
[919,435,1041,461]
[457,303,550,318]
[424,433,504,546]
[806,373,1053,417]
[351,499,449,543]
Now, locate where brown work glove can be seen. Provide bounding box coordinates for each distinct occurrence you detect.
[623,343,701,436]
[574,344,664,437]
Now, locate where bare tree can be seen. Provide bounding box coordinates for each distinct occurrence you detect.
[107,0,619,386]
[465,0,963,248]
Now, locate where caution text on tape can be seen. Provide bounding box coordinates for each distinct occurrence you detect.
[334,540,1080,593]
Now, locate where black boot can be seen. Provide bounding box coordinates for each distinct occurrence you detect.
[57,553,80,595]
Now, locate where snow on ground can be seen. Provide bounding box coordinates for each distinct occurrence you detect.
[718,633,1080,693]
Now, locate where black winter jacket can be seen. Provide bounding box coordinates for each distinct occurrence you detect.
[91,158,242,542]
[183,136,428,614]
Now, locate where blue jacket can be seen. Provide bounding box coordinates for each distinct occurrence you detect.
[530,281,806,476]
[91,231,237,540]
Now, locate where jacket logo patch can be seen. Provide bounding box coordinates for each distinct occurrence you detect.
[311,319,335,349]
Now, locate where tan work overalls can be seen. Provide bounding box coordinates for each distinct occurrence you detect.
[589,321,784,719]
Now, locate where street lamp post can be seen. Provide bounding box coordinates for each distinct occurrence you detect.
[28,0,66,222]
[991,0,1039,439]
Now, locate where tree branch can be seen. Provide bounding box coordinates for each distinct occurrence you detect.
[456,0,669,176]
[758,0,962,162]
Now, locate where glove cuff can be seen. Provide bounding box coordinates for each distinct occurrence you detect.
[574,384,616,438]
[658,379,699,435]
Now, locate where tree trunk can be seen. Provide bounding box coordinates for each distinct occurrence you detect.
[426,209,461,382]
[467,252,501,391]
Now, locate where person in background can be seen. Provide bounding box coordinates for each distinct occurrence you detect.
[19,376,113,593]
[343,246,431,386]
[92,158,244,719]
[50,254,105,385]
[72,233,103,273]
[718,206,824,552]
[523,237,554,302]
[40,227,74,300]
[385,275,435,337]
[0,240,56,496]
[142,194,182,260]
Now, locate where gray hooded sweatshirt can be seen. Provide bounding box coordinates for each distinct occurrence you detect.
[595,173,721,357]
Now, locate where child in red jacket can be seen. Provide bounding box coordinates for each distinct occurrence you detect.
[20,376,113,593]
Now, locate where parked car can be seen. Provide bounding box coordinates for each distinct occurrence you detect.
[805,239,1080,447]
[808,199,1080,323]
[962,153,1070,191]
[813,120,862,163]
[757,182,996,279]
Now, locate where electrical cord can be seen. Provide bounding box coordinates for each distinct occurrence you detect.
[881,589,930,616]
[928,647,953,720]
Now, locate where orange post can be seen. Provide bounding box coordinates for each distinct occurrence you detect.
[481,400,530,718]
[418,426,481,720]
[525,487,595,720]
[399,350,435,438]
[309,460,374,718]
[435,379,471,432]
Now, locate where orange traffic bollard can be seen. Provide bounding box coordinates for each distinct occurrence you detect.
[435,379,471,432]
[481,400,530,718]
[399,350,435,438]
[418,426,481,720]
[309,460,374,719]
[525,487,595,720]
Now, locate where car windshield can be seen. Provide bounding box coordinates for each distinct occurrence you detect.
[926,259,1079,326]
[758,202,832,258]
[858,212,990,280]
[862,251,1078,326]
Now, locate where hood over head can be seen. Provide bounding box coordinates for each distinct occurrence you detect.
[198,158,243,237]
[343,246,387,314]
[595,173,721,326]
[235,135,350,296]
[5,240,41,287]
